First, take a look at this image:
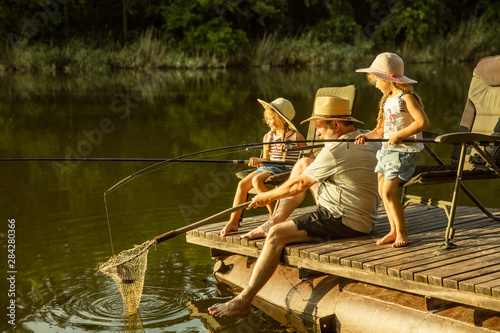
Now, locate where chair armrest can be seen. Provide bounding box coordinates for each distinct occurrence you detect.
[435,132,500,144]
[422,130,443,139]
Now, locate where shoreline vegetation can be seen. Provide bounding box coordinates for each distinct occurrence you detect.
[1,1,499,73]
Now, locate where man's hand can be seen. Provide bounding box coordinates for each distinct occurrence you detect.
[248,193,271,209]
[354,134,368,145]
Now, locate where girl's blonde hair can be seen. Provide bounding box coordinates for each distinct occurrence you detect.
[263,107,291,135]
[367,74,424,133]
[263,107,292,156]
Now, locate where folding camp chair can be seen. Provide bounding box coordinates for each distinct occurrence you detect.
[401,55,500,249]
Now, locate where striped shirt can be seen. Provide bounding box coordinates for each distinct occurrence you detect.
[268,130,301,163]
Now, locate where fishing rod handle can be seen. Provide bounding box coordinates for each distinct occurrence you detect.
[154,201,252,244]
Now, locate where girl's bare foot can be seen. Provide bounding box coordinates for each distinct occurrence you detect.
[392,234,409,248]
[208,295,252,318]
[220,223,238,237]
[376,231,396,245]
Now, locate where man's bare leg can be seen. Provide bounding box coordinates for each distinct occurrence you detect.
[209,221,311,317]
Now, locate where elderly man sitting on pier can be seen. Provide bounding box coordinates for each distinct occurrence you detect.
[209,96,380,318]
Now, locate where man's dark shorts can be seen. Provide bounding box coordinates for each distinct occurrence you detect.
[292,206,367,241]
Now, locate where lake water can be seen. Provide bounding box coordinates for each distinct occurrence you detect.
[1,63,499,332]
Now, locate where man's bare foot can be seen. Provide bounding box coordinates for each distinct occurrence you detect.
[240,225,266,239]
[208,295,252,318]
[376,231,396,245]
[220,223,238,237]
[392,234,409,248]
[240,221,273,239]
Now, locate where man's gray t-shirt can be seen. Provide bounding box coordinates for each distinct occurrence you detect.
[303,130,380,233]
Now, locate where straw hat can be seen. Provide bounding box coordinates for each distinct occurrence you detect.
[356,52,417,84]
[300,96,363,124]
[258,98,298,132]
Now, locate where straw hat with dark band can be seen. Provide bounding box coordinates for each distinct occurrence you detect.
[258,98,298,132]
[301,96,363,124]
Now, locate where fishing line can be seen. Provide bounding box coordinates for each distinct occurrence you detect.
[102,142,278,254]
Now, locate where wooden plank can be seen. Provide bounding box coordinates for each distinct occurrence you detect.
[282,248,500,312]
[454,267,500,293]
[398,244,500,282]
[354,228,460,271]
[416,250,500,286]
[473,272,500,296]
[186,234,261,258]
[326,227,443,269]
[318,208,489,270]
[187,203,500,305]
[492,286,500,298]
[388,224,500,280]
[305,236,375,261]
[443,263,500,290]
[375,220,500,276]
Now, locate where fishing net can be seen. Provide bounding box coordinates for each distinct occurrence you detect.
[99,202,250,315]
[123,311,145,333]
[99,239,156,316]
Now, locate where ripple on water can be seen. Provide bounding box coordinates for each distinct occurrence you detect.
[23,282,198,332]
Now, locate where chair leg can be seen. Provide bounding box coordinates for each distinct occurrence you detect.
[441,144,468,249]
[471,142,500,177]
[238,193,249,227]
[400,187,408,207]
[459,183,500,221]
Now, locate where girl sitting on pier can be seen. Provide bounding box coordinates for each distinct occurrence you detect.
[220,98,309,236]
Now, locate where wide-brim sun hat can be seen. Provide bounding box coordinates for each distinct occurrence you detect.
[258,98,298,132]
[355,52,417,84]
[300,96,363,124]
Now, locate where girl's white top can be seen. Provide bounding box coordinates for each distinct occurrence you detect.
[382,92,424,153]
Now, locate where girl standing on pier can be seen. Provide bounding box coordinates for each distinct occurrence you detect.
[355,52,429,247]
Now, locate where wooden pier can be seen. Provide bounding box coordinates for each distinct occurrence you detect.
[186,203,500,332]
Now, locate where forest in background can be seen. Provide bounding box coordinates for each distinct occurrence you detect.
[1,0,500,72]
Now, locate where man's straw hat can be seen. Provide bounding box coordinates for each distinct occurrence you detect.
[301,96,363,124]
[356,52,417,84]
[258,98,298,132]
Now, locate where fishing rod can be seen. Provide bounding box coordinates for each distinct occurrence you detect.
[100,135,470,254]
[1,138,445,163]
[101,140,302,254]
[0,157,294,165]
[247,137,440,152]
[104,137,442,196]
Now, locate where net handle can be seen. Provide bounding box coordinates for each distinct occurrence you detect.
[154,201,251,244]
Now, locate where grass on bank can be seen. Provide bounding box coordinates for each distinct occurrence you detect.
[1,15,499,73]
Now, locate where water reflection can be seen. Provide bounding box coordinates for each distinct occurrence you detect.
[1,64,498,332]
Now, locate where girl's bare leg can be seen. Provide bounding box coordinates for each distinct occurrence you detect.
[220,173,256,236]
[377,175,408,247]
[251,171,274,215]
